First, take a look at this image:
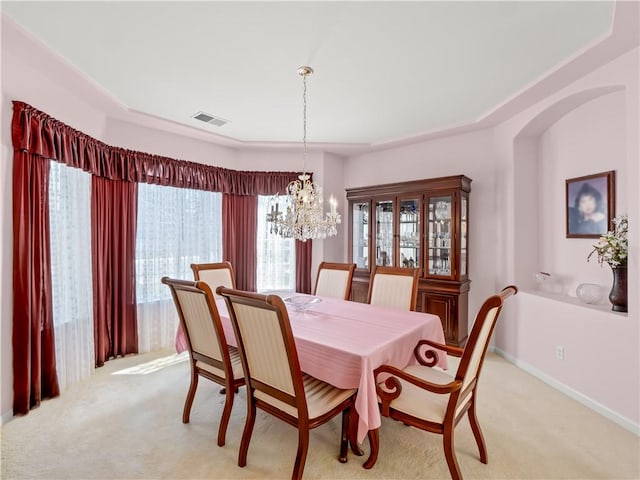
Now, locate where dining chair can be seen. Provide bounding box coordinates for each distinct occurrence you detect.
[217,287,357,480]
[191,261,236,299]
[161,277,245,447]
[367,265,419,311]
[372,285,518,479]
[313,262,356,300]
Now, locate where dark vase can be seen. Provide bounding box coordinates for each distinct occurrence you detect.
[609,265,628,313]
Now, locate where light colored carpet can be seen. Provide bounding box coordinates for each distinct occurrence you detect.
[1,351,638,479]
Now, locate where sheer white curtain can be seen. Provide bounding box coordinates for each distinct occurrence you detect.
[49,162,95,392]
[136,183,222,352]
[256,196,296,292]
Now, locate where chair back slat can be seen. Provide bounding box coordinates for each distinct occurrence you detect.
[176,289,224,362]
[453,286,518,408]
[192,262,235,299]
[368,266,419,311]
[163,278,229,367]
[460,306,499,392]
[315,268,353,300]
[232,302,295,395]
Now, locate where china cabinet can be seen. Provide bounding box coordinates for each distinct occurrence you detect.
[347,175,471,346]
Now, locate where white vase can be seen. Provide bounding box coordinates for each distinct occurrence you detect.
[576,283,604,304]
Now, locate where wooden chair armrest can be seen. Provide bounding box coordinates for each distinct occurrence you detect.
[415,339,464,361]
[374,364,462,416]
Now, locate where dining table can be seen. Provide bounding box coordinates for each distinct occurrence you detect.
[175,293,448,468]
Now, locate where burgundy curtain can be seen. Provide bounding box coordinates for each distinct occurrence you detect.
[12,151,60,414]
[12,101,300,195]
[222,194,258,291]
[91,176,139,367]
[296,240,313,294]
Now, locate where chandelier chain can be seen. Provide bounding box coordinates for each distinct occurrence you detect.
[302,73,307,175]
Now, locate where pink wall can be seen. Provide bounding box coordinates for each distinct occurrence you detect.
[314,153,347,277]
[509,292,639,425]
[103,118,237,168]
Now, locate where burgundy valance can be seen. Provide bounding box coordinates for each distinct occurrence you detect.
[12,101,301,195]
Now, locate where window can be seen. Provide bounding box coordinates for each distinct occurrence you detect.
[135,184,223,301]
[49,162,95,391]
[135,183,222,350]
[256,195,296,292]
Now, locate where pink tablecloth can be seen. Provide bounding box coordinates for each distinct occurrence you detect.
[176,296,447,443]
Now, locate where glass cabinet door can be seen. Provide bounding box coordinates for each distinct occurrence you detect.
[461,195,468,277]
[352,202,369,269]
[399,198,420,271]
[428,195,452,276]
[375,200,394,266]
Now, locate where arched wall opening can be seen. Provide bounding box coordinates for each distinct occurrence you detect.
[512,85,626,295]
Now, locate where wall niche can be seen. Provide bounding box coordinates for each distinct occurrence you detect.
[513,86,627,304]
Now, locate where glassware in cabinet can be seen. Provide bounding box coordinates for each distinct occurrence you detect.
[375,200,394,266]
[352,202,369,269]
[399,198,420,270]
[428,195,452,276]
[460,195,468,277]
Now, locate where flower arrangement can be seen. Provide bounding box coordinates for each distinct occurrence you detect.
[587,215,628,268]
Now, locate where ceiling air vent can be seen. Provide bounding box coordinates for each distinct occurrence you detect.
[191,111,229,127]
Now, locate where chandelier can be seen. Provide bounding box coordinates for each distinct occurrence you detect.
[266,66,341,242]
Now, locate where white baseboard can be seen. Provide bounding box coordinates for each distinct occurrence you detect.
[1,409,14,425]
[490,346,639,436]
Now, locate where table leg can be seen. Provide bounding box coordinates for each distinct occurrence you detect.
[363,428,379,469]
[349,407,364,456]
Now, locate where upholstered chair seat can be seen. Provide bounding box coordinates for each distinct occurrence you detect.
[196,346,244,381]
[255,374,356,419]
[380,365,454,423]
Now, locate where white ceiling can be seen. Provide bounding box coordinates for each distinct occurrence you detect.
[2,1,615,146]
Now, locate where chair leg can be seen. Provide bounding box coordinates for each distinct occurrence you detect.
[339,407,349,463]
[348,406,364,456]
[238,400,256,468]
[217,383,235,447]
[443,427,462,480]
[363,428,379,469]
[182,369,199,423]
[292,427,310,480]
[468,400,488,464]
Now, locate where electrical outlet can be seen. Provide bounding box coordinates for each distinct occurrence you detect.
[556,345,565,360]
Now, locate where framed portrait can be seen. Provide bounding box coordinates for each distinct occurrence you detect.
[566,170,615,238]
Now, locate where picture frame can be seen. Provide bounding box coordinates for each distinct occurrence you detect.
[566,170,615,238]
